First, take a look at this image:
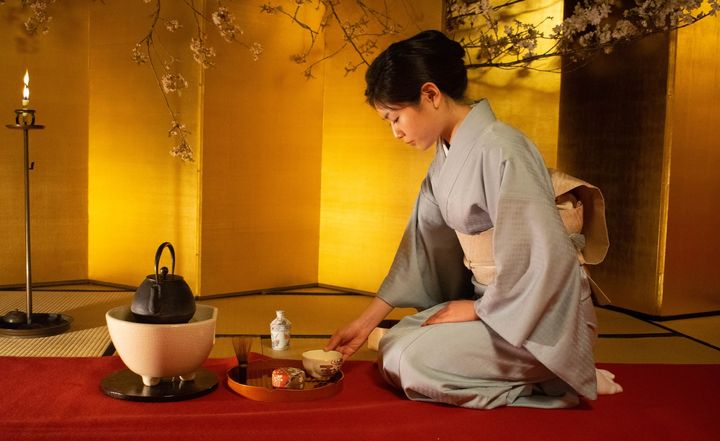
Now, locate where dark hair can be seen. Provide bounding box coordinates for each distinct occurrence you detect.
[364,30,467,107]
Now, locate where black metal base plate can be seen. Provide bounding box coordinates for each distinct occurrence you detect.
[101,368,218,402]
[0,313,72,338]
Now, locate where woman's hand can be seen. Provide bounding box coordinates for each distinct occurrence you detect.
[325,320,374,361]
[421,300,478,326]
[325,297,393,361]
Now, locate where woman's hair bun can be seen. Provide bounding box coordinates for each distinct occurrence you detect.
[365,30,468,106]
[420,29,466,61]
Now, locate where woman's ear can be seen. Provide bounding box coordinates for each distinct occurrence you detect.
[420,82,442,109]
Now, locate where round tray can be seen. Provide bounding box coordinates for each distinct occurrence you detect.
[101,368,218,402]
[227,359,343,402]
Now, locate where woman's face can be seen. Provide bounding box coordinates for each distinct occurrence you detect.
[375,96,443,151]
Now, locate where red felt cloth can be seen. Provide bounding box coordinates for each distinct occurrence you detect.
[0,355,717,441]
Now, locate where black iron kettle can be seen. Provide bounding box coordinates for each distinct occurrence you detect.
[131,242,196,324]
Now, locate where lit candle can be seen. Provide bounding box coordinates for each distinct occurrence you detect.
[22,70,30,108]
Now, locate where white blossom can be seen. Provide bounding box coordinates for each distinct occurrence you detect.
[161,72,188,94]
[168,121,190,138]
[212,6,242,42]
[168,121,193,162]
[612,19,638,40]
[165,19,182,32]
[249,42,263,61]
[170,139,194,162]
[23,0,54,35]
[190,35,216,68]
[131,43,148,64]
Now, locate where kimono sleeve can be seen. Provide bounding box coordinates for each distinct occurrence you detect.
[377,176,473,310]
[474,142,582,349]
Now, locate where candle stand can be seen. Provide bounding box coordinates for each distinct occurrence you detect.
[1,109,72,337]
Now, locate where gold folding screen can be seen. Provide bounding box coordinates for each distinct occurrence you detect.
[87,1,201,290]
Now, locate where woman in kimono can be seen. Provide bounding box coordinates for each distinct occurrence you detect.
[325,30,623,408]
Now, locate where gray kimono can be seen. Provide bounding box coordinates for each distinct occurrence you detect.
[377,100,598,409]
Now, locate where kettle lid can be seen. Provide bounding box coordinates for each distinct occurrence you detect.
[147,265,185,284]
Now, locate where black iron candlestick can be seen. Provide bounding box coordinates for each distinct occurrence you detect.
[1,108,72,338]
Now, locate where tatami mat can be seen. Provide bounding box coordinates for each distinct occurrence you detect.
[0,290,133,315]
[1,285,718,364]
[198,294,416,336]
[0,290,133,357]
[211,336,379,361]
[595,307,673,335]
[202,294,720,364]
[0,327,112,357]
[594,335,720,364]
[655,316,720,348]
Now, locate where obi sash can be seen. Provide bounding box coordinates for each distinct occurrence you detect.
[455,169,611,305]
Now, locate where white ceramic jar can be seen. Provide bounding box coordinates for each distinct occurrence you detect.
[270,310,291,350]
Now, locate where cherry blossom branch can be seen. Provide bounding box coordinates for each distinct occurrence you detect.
[131,0,262,161]
[448,0,720,71]
[260,0,401,78]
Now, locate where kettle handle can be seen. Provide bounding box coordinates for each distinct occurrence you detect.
[154,242,176,280]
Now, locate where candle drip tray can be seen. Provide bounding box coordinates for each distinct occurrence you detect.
[0,312,72,338]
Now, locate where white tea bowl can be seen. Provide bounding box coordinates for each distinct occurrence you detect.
[106,304,217,387]
[302,349,343,380]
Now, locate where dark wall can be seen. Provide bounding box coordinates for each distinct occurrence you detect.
[558,13,671,314]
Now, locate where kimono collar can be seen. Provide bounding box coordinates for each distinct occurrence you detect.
[449,99,496,151]
[432,99,498,222]
[434,99,496,166]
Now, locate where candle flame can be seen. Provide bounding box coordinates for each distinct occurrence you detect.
[22,69,30,106]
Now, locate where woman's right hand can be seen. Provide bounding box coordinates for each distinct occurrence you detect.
[325,320,373,361]
[324,297,393,361]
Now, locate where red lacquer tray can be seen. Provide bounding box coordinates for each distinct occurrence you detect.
[226,359,343,402]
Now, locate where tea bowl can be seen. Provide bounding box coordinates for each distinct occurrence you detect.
[301,349,343,380]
